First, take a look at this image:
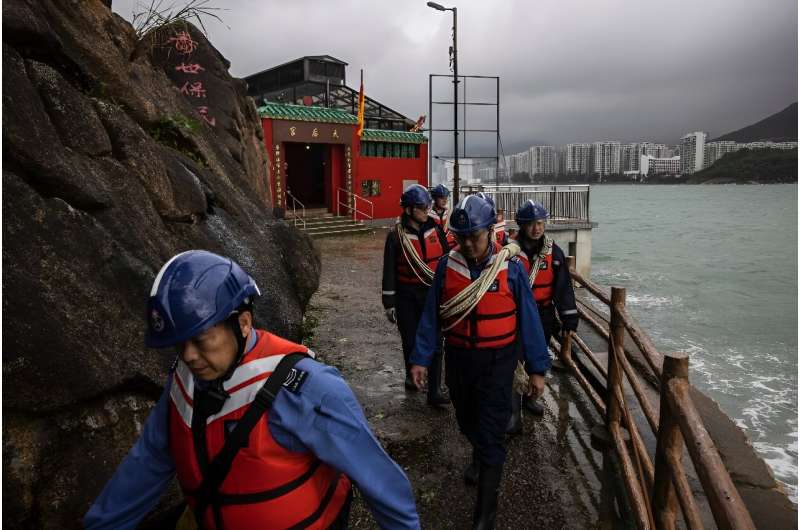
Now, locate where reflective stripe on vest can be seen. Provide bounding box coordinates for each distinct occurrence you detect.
[396,227,447,285]
[441,250,517,349]
[430,208,449,228]
[493,222,506,245]
[516,252,555,305]
[168,330,350,530]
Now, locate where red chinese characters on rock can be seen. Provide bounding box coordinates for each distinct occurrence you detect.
[175,62,205,74]
[168,31,198,54]
[196,106,216,127]
[180,81,207,98]
[166,30,216,127]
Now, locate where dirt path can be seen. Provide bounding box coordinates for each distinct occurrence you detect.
[306,229,603,529]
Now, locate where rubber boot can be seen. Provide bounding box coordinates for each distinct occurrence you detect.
[523,395,545,416]
[505,392,523,435]
[472,464,503,530]
[463,448,479,485]
[427,351,450,407]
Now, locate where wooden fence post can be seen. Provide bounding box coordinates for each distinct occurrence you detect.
[597,287,627,527]
[566,255,577,289]
[607,287,626,426]
[652,353,687,530]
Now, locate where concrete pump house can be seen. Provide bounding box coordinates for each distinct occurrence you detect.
[247,56,429,220]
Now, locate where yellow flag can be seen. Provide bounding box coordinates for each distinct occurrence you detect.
[356,71,365,137]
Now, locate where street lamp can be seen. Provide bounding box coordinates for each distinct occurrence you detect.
[427,1,459,202]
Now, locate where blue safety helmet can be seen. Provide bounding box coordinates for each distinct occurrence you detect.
[430,184,450,199]
[475,192,495,209]
[515,200,549,223]
[145,250,261,348]
[400,184,432,208]
[449,195,496,235]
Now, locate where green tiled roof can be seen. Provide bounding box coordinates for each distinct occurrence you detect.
[257,103,358,125]
[361,129,428,144]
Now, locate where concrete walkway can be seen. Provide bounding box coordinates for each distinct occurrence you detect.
[306,229,603,529]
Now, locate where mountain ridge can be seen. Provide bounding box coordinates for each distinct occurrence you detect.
[713,102,797,142]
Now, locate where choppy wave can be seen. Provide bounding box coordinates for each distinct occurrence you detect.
[675,340,798,500]
[588,185,798,505]
[625,293,681,309]
[751,441,799,502]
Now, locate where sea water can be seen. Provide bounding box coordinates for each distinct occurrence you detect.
[589,184,798,501]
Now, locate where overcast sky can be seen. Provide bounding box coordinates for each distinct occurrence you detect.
[114,0,797,155]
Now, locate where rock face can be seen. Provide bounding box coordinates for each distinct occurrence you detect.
[2,1,320,528]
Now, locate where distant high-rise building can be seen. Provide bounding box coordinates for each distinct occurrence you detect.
[506,151,532,181]
[739,141,798,150]
[472,158,498,184]
[566,143,591,175]
[445,159,476,188]
[679,132,707,174]
[591,141,621,176]
[640,142,670,158]
[529,146,556,177]
[640,155,681,177]
[554,146,567,177]
[703,141,739,168]
[620,143,640,172]
[519,151,533,177]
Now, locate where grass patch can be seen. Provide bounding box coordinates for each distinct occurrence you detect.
[146,113,207,166]
[300,304,320,347]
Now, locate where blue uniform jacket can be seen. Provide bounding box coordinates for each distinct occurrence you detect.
[410,245,551,374]
[85,333,420,529]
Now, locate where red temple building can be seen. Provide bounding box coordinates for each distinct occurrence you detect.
[246,56,428,221]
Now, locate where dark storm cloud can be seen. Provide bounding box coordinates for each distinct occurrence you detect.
[114,0,797,154]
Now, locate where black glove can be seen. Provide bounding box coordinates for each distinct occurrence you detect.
[385,307,397,324]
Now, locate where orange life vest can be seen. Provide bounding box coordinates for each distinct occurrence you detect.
[430,208,449,228]
[430,209,456,249]
[441,249,517,349]
[168,330,350,530]
[493,221,506,245]
[396,225,448,285]
[515,251,554,306]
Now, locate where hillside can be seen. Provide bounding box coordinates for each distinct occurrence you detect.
[714,102,797,142]
[688,148,798,183]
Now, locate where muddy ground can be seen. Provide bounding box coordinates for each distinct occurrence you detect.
[305,228,604,529]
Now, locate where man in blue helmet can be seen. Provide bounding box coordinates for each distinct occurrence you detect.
[408,195,550,530]
[511,200,578,418]
[475,192,508,246]
[429,183,451,229]
[381,184,450,406]
[430,184,457,247]
[85,250,420,530]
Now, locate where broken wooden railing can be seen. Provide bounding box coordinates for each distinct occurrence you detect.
[551,256,756,530]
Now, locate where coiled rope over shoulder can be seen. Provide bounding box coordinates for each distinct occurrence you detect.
[528,235,553,287]
[396,223,435,286]
[439,241,522,331]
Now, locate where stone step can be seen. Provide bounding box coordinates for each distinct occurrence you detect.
[302,222,367,233]
[303,219,363,228]
[309,226,373,238]
[286,216,354,227]
[286,212,335,221]
[286,207,329,217]
[303,215,354,222]
[294,217,359,226]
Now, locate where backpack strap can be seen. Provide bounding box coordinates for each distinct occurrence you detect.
[192,351,309,524]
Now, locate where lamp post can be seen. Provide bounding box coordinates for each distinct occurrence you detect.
[427,1,459,202]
